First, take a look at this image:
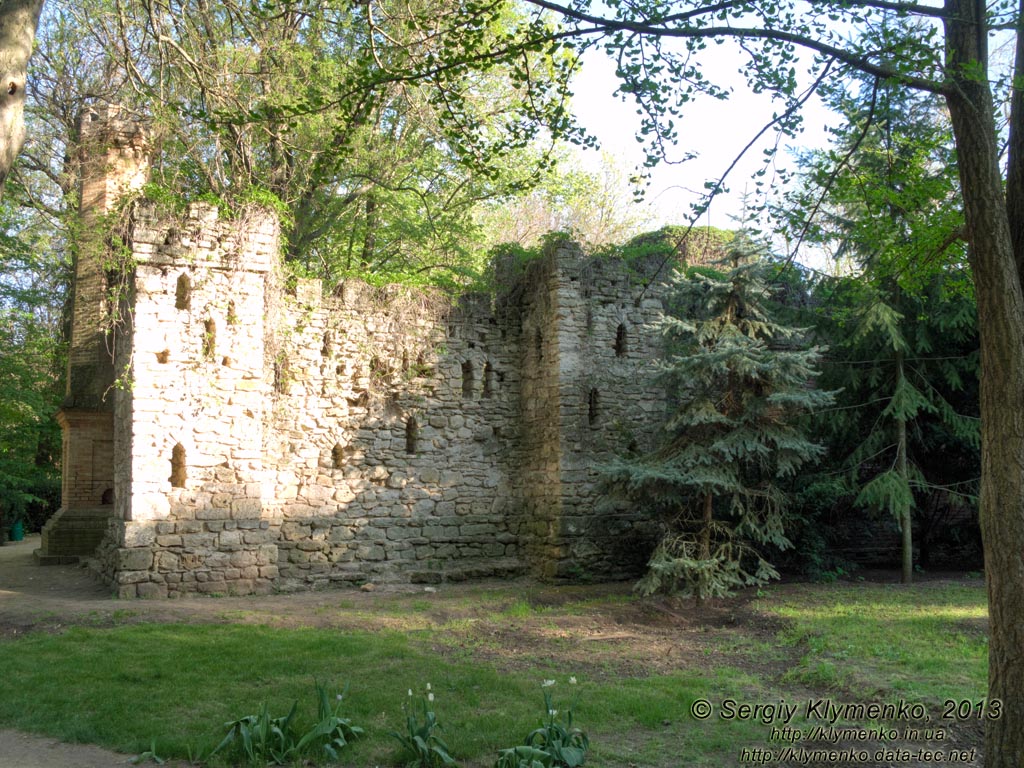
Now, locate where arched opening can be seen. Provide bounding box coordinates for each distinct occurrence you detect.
[203,318,217,359]
[169,443,187,488]
[175,273,191,311]
[461,360,474,398]
[614,323,628,357]
[588,388,599,427]
[405,417,419,455]
[483,363,495,399]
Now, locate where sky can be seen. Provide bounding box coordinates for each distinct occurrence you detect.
[569,41,837,258]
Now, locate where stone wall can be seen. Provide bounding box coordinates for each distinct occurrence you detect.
[506,247,665,581]
[58,113,672,596]
[84,198,668,596]
[94,203,281,597]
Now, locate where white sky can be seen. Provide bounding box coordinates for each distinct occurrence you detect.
[570,43,837,245]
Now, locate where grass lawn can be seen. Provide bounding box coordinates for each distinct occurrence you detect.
[0,576,988,767]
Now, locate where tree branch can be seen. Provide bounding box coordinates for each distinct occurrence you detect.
[523,0,952,95]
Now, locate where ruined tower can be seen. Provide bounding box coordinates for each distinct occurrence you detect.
[41,107,670,594]
[35,105,148,563]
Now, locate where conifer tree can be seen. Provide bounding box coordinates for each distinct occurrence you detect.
[810,279,979,583]
[606,232,834,601]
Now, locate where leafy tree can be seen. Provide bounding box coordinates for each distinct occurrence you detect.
[775,33,977,583]
[476,151,653,250]
[605,232,833,602]
[469,4,1023,756]
[55,0,581,284]
[0,200,62,535]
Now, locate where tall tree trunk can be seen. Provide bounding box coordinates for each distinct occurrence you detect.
[895,350,912,585]
[0,0,43,195]
[945,2,1024,764]
[696,490,713,607]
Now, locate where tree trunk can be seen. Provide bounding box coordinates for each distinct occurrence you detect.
[0,0,43,195]
[896,351,912,585]
[696,490,713,607]
[945,2,1024,764]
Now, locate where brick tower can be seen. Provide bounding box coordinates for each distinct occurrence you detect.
[35,105,148,563]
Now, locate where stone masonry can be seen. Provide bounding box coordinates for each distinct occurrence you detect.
[38,108,672,596]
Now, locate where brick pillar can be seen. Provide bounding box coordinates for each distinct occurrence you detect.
[36,105,148,565]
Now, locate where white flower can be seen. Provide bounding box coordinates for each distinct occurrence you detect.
[408,689,413,697]
[542,679,556,687]
[336,694,343,701]
[569,677,577,685]
[428,693,435,702]
[426,683,432,691]
[548,709,558,717]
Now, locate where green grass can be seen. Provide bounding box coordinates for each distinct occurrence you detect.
[0,579,989,766]
[764,582,988,703]
[0,623,761,765]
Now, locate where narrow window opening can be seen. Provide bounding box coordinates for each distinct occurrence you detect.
[614,323,628,357]
[170,443,187,488]
[461,360,474,398]
[332,442,346,469]
[175,273,191,311]
[226,300,238,325]
[405,417,419,455]
[588,388,599,427]
[483,363,495,399]
[321,331,333,358]
[203,318,217,359]
[370,357,386,381]
[534,329,543,361]
[274,357,290,394]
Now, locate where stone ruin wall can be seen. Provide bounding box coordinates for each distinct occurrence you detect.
[85,199,668,597]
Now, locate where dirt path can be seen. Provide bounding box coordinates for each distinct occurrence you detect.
[0,729,173,768]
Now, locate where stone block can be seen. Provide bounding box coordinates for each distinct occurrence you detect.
[137,582,169,599]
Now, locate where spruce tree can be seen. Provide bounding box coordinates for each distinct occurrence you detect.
[607,232,834,601]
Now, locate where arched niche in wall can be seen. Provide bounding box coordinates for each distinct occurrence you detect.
[483,362,496,399]
[614,323,628,357]
[588,388,599,427]
[169,443,187,488]
[405,416,419,455]
[175,273,191,311]
[203,318,217,359]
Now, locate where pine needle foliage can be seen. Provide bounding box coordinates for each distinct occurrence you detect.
[808,276,979,578]
[605,232,834,600]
